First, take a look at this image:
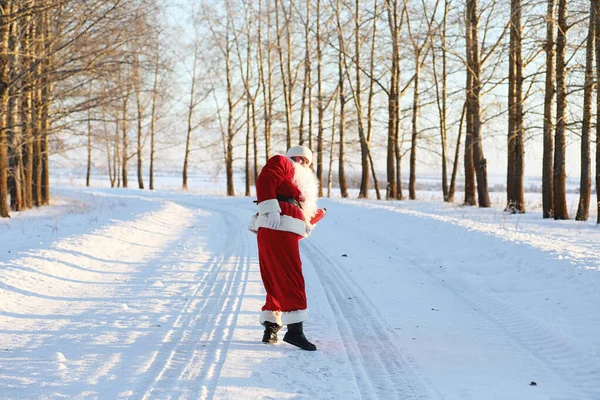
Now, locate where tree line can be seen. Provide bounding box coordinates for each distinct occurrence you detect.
[0,0,598,224]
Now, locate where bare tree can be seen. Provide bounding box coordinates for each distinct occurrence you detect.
[385,0,401,200]
[121,87,130,188]
[367,0,381,200]
[0,1,10,217]
[316,0,324,196]
[432,0,450,202]
[298,0,312,147]
[328,88,338,198]
[354,0,370,198]
[133,53,144,190]
[595,0,600,224]
[405,0,440,200]
[575,1,595,221]
[148,41,161,191]
[336,0,348,198]
[448,102,466,202]
[234,2,256,197]
[86,106,93,187]
[257,0,273,160]
[275,0,294,148]
[466,0,490,207]
[8,0,23,211]
[542,0,555,218]
[183,12,201,190]
[553,0,568,219]
[464,6,476,206]
[507,0,525,213]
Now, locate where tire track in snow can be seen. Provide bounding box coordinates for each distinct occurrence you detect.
[174,208,251,400]
[352,223,598,400]
[303,241,442,400]
[138,207,250,400]
[414,260,598,400]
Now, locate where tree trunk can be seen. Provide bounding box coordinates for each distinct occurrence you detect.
[21,5,33,209]
[135,60,144,190]
[121,96,129,188]
[245,92,251,196]
[225,14,235,197]
[464,10,476,206]
[432,0,449,201]
[595,0,600,224]
[466,0,490,207]
[8,95,22,212]
[8,3,22,211]
[507,0,525,213]
[32,8,43,206]
[385,0,399,200]
[543,0,555,218]
[449,102,466,202]
[368,0,381,200]
[183,41,199,190]
[328,91,338,198]
[0,0,8,217]
[149,50,160,191]
[395,122,404,200]
[115,117,120,188]
[553,0,569,219]
[22,78,33,209]
[275,0,293,149]
[299,0,311,146]
[40,8,50,205]
[338,29,348,199]
[252,99,258,186]
[408,50,420,200]
[513,2,525,214]
[104,120,114,188]
[86,111,92,187]
[239,6,253,197]
[507,0,516,210]
[355,0,370,199]
[257,0,272,160]
[316,0,324,197]
[575,1,595,221]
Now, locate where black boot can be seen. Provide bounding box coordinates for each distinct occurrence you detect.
[262,321,281,344]
[283,322,317,351]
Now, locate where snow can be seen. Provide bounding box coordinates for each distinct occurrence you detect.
[0,182,599,399]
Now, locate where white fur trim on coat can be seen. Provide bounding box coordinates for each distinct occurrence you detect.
[248,213,309,238]
[281,309,308,325]
[257,199,281,215]
[260,310,282,327]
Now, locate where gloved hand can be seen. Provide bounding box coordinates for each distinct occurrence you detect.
[267,211,281,229]
[310,208,326,225]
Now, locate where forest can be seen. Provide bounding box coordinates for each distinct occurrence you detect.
[0,0,597,222]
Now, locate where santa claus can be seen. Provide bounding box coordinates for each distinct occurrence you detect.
[248,145,326,351]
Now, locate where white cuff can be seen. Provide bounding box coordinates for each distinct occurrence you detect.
[257,199,281,215]
[260,310,282,327]
[281,309,308,325]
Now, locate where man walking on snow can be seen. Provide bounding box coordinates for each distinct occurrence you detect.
[248,145,326,351]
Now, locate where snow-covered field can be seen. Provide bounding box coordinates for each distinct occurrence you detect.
[0,180,599,399]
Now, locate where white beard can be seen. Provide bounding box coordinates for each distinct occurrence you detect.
[292,162,319,223]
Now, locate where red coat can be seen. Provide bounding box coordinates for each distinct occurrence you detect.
[249,155,324,237]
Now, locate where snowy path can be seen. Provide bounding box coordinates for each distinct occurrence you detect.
[309,202,595,400]
[1,188,599,399]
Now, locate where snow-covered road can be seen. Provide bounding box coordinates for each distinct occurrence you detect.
[1,188,599,399]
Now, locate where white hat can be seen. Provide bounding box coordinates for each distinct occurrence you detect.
[286,145,313,166]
